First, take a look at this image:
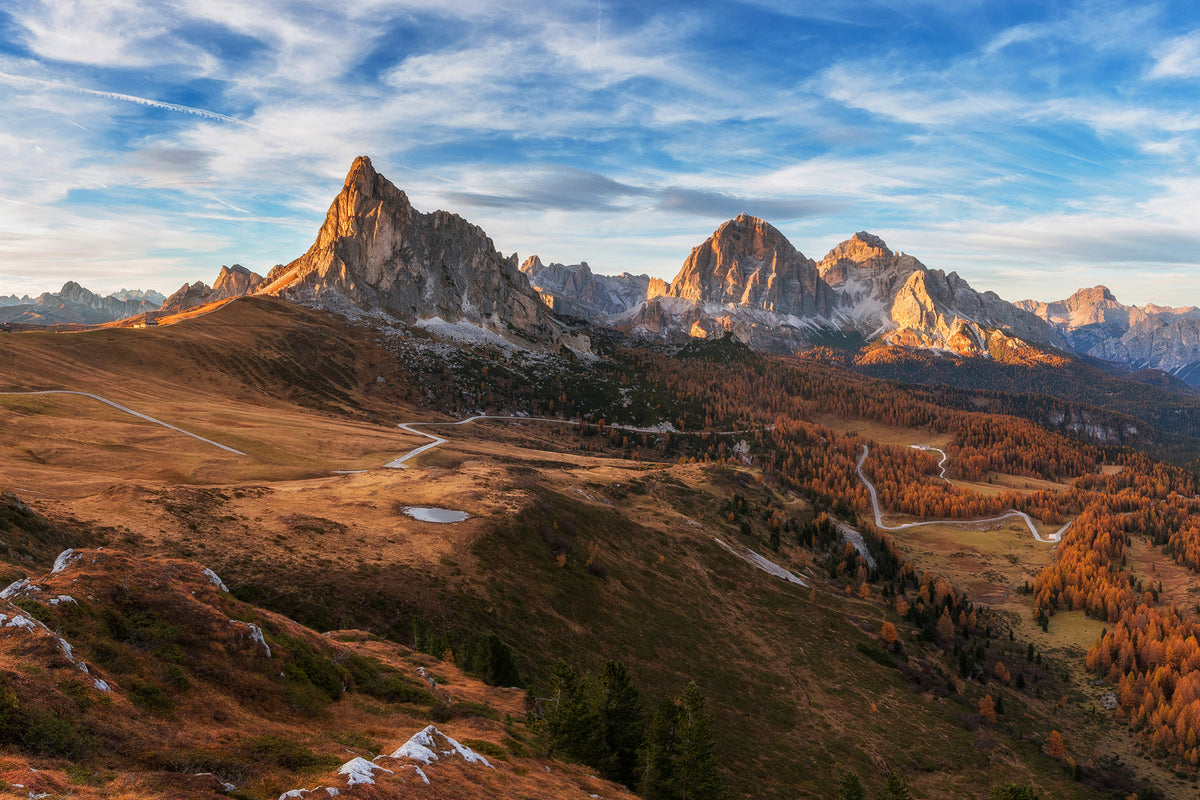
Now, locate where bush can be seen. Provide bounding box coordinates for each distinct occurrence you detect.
[128,679,172,714]
[277,634,345,703]
[345,654,433,705]
[249,734,334,771]
[856,640,896,668]
[22,711,92,759]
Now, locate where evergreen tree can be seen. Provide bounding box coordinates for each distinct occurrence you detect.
[595,659,644,787]
[878,773,911,800]
[834,771,865,800]
[642,696,682,800]
[642,683,725,800]
[472,633,522,687]
[677,682,725,800]
[541,659,597,763]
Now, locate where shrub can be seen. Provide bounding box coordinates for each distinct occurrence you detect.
[345,654,433,705]
[856,640,896,668]
[249,734,334,771]
[128,679,172,713]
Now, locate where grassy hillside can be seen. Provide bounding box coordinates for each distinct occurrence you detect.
[0,300,1182,798]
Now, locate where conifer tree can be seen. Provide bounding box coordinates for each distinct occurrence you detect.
[471,633,522,687]
[595,659,644,787]
[542,659,597,762]
[642,696,682,800]
[677,682,724,800]
[834,771,865,800]
[878,773,912,800]
[641,683,725,800]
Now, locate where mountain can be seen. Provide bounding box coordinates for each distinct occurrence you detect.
[159,264,265,315]
[625,214,836,351]
[110,287,166,304]
[0,282,160,325]
[539,217,1067,357]
[818,232,1069,355]
[260,156,583,350]
[0,293,33,307]
[1017,287,1200,386]
[0,275,1181,798]
[519,256,664,320]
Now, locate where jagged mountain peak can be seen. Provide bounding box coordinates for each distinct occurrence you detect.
[1065,285,1119,307]
[259,156,581,350]
[703,214,799,260]
[825,231,894,264]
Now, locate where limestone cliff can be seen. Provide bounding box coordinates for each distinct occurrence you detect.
[261,157,580,349]
[1019,287,1200,385]
[819,232,1068,354]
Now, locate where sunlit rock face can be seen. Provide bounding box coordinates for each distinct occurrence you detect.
[667,213,833,318]
[260,156,585,350]
[160,265,264,315]
[819,232,1069,355]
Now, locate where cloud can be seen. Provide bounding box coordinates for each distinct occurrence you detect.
[445,167,649,212]
[1149,33,1200,79]
[655,187,838,220]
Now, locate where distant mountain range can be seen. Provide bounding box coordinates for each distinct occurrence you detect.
[0,282,163,325]
[7,155,1199,386]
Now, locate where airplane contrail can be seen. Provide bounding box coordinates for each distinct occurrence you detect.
[0,71,255,128]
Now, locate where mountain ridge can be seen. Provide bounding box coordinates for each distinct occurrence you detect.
[259,156,586,351]
[0,282,161,325]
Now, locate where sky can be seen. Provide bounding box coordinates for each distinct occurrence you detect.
[2,0,1200,306]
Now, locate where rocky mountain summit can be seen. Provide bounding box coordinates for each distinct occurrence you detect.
[160,264,265,315]
[535,217,1065,356]
[520,256,664,320]
[818,232,1068,355]
[0,292,35,307]
[1018,287,1200,385]
[0,282,161,325]
[260,156,584,350]
[626,214,835,350]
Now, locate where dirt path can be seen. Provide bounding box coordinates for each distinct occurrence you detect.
[857,445,1068,543]
[0,390,246,455]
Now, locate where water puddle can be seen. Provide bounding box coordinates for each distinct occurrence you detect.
[403,507,470,523]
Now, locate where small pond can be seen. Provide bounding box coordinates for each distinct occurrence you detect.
[403,506,470,523]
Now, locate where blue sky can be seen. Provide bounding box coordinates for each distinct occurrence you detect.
[2,0,1200,306]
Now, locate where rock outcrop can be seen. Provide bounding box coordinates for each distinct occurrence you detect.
[667,214,833,318]
[1019,287,1200,385]
[613,221,1063,356]
[160,265,265,315]
[261,156,582,350]
[819,232,1069,354]
[620,214,837,351]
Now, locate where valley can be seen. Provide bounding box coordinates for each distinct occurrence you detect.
[3,158,1200,800]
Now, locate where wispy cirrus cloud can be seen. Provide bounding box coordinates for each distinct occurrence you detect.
[0,0,1197,305]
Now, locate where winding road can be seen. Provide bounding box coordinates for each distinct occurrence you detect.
[857,445,1068,544]
[910,444,949,481]
[0,390,246,455]
[385,415,702,469]
[1,388,746,472]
